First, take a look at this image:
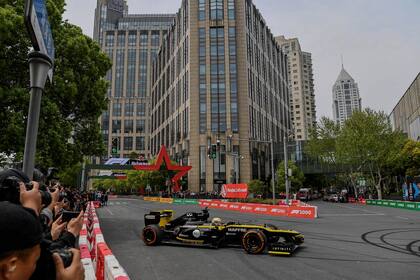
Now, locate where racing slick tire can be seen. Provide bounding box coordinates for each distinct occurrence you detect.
[142,224,163,246]
[241,230,267,254]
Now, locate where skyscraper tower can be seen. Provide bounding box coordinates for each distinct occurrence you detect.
[276,36,316,140]
[332,64,361,124]
[93,0,175,160]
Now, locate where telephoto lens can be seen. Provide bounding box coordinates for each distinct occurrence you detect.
[50,248,73,268]
[0,169,51,206]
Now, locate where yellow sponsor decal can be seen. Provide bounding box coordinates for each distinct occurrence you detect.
[268,251,291,255]
[144,197,160,202]
[176,237,204,244]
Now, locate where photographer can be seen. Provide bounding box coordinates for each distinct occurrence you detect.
[0,169,84,280]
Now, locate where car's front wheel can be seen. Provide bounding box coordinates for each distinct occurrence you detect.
[142,224,163,246]
[241,230,267,254]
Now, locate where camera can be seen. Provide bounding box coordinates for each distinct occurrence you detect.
[0,169,52,206]
[50,248,73,268]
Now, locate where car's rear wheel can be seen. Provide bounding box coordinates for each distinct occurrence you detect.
[142,224,163,246]
[242,230,267,254]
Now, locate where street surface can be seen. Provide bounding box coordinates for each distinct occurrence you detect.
[97,199,420,280]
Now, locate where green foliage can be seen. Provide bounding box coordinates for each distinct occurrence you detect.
[247,179,266,195]
[58,163,81,187]
[276,161,305,193]
[306,117,341,163]
[336,109,406,198]
[394,140,420,177]
[0,0,111,170]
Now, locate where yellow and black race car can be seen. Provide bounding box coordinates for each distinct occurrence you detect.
[141,208,304,255]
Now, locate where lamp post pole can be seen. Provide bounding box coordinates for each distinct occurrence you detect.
[22,52,52,179]
[270,138,276,205]
[284,135,290,205]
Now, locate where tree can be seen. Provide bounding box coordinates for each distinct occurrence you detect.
[306,117,341,163]
[248,180,266,195]
[336,109,406,199]
[0,0,111,170]
[58,163,82,187]
[393,139,420,177]
[276,161,305,193]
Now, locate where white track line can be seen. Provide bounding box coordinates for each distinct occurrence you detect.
[321,213,385,216]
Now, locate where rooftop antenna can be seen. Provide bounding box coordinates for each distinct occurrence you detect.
[341,54,344,69]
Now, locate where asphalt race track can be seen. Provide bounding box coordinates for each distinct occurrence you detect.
[96,199,420,280]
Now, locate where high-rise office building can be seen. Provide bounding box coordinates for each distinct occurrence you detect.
[332,65,361,125]
[150,0,291,192]
[390,72,420,140]
[276,36,315,140]
[93,0,175,159]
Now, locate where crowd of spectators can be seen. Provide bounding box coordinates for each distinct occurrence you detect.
[151,190,223,199]
[0,168,86,280]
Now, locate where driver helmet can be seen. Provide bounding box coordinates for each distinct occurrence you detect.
[212,217,222,225]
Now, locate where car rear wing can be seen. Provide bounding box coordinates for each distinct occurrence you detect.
[144,210,174,227]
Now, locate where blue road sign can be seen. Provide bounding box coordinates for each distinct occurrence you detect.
[25,0,55,79]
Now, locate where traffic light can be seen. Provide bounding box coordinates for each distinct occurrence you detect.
[111,137,119,154]
[207,144,217,159]
[211,144,217,159]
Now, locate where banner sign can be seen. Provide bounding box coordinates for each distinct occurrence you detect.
[199,200,317,219]
[366,199,420,211]
[173,199,199,205]
[220,184,248,199]
[159,198,173,204]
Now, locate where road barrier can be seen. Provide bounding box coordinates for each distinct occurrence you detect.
[198,200,318,219]
[79,202,130,280]
[173,198,199,205]
[366,199,420,211]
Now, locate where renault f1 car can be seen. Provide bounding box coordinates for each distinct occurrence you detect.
[141,208,304,255]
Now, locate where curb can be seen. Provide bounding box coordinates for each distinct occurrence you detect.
[79,202,130,280]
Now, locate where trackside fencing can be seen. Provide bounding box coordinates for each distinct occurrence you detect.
[366,199,420,211]
[79,202,130,280]
[142,197,318,219]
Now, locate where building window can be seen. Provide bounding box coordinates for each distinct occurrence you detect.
[140,32,148,47]
[137,103,146,116]
[126,49,136,97]
[112,120,121,133]
[151,31,160,47]
[136,136,145,150]
[138,50,148,98]
[124,137,133,150]
[117,32,125,47]
[228,0,235,20]
[128,32,136,47]
[210,27,226,133]
[199,0,206,21]
[210,0,223,20]
[115,49,124,97]
[112,102,121,117]
[136,119,145,133]
[105,33,114,47]
[125,102,134,116]
[229,27,238,133]
[124,120,133,133]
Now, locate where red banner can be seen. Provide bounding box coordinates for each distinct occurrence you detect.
[199,200,317,219]
[220,184,249,199]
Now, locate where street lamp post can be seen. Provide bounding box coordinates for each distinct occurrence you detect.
[22,52,52,179]
[284,135,289,205]
[270,138,276,204]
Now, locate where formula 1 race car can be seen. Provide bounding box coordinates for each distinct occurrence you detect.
[141,208,304,256]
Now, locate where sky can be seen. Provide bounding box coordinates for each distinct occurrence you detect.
[63,0,420,119]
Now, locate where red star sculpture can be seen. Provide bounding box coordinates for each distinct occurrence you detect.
[132,145,192,192]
